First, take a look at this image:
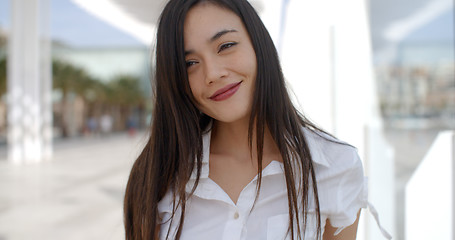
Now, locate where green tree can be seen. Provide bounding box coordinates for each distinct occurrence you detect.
[106,75,146,129]
[0,28,8,97]
[107,75,144,105]
[52,59,96,137]
[0,30,6,49]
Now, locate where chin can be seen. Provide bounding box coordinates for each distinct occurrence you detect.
[211,114,250,124]
[203,105,252,124]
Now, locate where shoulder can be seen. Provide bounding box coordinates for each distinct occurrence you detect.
[303,128,368,226]
[303,127,361,170]
[302,127,366,204]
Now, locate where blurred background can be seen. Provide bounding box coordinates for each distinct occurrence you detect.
[0,0,453,240]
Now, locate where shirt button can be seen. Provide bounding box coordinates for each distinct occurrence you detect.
[233,211,239,219]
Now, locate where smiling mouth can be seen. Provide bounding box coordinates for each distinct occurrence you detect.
[209,81,242,101]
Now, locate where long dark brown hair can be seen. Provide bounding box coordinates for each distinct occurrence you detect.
[124,0,324,239]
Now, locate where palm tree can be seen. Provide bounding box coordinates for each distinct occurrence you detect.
[106,75,146,130]
[2,58,148,136]
[0,28,6,49]
[52,59,96,137]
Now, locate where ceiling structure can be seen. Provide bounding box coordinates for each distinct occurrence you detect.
[72,0,163,44]
[71,0,264,45]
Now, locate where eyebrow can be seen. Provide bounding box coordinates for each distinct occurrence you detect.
[185,29,238,56]
[210,29,237,42]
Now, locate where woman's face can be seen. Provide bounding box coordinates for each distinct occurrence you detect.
[184,3,257,124]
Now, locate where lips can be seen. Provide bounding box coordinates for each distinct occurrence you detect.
[209,81,242,101]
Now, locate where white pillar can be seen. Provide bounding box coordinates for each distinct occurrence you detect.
[40,0,53,160]
[8,0,52,164]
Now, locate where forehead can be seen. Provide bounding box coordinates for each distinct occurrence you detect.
[184,3,247,45]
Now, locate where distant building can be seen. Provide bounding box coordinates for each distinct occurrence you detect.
[377,42,455,129]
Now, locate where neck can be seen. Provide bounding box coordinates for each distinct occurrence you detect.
[210,118,279,161]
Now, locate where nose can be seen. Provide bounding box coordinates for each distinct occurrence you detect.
[203,57,228,85]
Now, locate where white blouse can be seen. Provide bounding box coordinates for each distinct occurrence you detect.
[158,128,391,240]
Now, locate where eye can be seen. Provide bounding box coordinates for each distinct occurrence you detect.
[186,60,198,68]
[218,42,238,53]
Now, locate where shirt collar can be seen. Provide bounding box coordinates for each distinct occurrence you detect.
[189,127,332,180]
[303,128,334,168]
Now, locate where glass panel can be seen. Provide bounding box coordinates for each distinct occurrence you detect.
[369,0,454,239]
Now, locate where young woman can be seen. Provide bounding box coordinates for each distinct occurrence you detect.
[124,0,391,239]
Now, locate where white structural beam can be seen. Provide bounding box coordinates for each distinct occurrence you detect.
[8,0,52,163]
[71,0,160,45]
[406,131,454,240]
[41,0,53,160]
[70,0,265,46]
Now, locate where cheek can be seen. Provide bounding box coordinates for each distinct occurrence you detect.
[235,47,257,78]
[248,52,258,77]
[188,76,199,96]
[188,78,204,106]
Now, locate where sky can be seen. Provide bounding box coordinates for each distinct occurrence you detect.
[0,0,145,47]
[403,8,454,43]
[50,0,145,47]
[0,0,9,33]
[381,0,453,44]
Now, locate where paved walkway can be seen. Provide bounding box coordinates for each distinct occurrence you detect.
[0,132,148,240]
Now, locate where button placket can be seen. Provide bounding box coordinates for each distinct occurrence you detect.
[221,207,243,240]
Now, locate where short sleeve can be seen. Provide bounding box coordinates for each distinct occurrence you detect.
[306,129,392,239]
[311,138,368,234]
[327,150,367,231]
